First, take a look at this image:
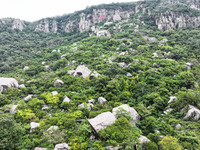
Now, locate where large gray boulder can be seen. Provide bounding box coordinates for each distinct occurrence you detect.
[24,94,33,101]
[30,122,40,133]
[52,91,58,96]
[88,112,116,133]
[98,97,107,105]
[54,79,64,87]
[74,65,91,78]
[63,96,71,103]
[0,78,19,93]
[54,143,70,150]
[112,104,140,125]
[168,96,177,104]
[184,105,200,120]
[138,135,150,145]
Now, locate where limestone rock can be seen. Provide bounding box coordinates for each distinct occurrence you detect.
[88,112,116,133]
[74,65,91,78]
[175,124,182,130]
[63,96,71,103]
[23,66,29,70]
[34,148,47,150]
[12,19,25,31]
[30,122,40,133]
[119,62,128,68]
[127,73,132,77]
[90,71,100,79]
[54,79,64,87]
[98,97,107,105]
[184,105,200,120]
[42,104,49,110]
[54,143,70,150]
[185,63,193,70]
[47,126,58,134]
[88,99,95,104]
[0,78,19,93]
[97,30,111,38]
[164,108,173,114]
[24,94,33,101]
[153,52,159,57]
[52,91,58,96]
[10,104,18,114]
[78,103,92,111]
[105,146,124,150]
[138,135,150,145]
[168,96,177,104]
[112,104,140,125]
[19,84,25,89]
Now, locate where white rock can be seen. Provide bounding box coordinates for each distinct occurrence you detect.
[164,108,173,114]
[54,143,70,150]
[30,122,40,133]
[119,62,128,68]
[68,70,75,75]
[127,73,132,77]
[138,135,150,145]
[97,30,111,38]
[155,130,160,134]
[45,65,50,70]
[153,52,159,57]
[98,97,107,105]
[175,124,182,130]
[78,103,92,111]
[168,96,177,104]
[52,91,58,96]
[88,99,95,104]
[74,65,91,78]
[185,63,193,70]
[52,50,57,53]
[23,66,29,71]
[90,71,100,79]
[61,54,67,58]
[105,146,123,150]
[42,62,46,65]
[10,104,18,114]
[42,104,49,110]
[24,95,33,101]
[63,96,71,103]
[54,79,64,87]
[0,78,19,93]
[88,112,116,133]
[47,126,58,134]
[19,84,25,89]
[112,104,140,125]
[184,105,200,120]
[34,148,47,150]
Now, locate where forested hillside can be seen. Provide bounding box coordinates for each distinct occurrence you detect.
[0,0,200,150]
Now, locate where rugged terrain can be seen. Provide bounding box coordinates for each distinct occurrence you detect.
[0,0,200,150]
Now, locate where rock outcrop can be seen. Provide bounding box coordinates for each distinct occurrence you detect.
[54,79,64,87]
[0,78,19,93]
[30,122,40,133]
[12,19,25,31]
[184,105,200,120]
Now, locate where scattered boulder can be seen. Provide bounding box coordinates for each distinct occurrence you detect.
[143,36,158,43]
[163,52,171,57]
[97,30,111,38]
[42,104,49,110]
[74,65,91,78]
[63,96,71,103]
[19,84,25,89]
[24,94,33,101]
[127,72,132,77]
[175,124,182,130]
[54,143,70,150]
[54,79,64,87]
[90,71,100,79]
[153,52,159,57]
[164,108,173,114]
[88,112,116,133]
[45,65,50,70]
[23,66,29,71]
[168,96,177,104]
[184,105,200,120]
[119,62,128,68]
[0,78,19,93]
[34,148,47,150]
[42,61,46,65]
[88,99,95,104]
[52,91,58,96]
[112,104,140,125]
[98,97,107,105]
[105,146,124,150]
[30,122,40,133]
[78,103,93,111]
[138,135,150,145]
[185,63,193,70]
[10,104,18,114]
[155,130,160,134]
[47,126,58,134]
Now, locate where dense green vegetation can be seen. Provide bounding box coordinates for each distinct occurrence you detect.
[1,0,200,150]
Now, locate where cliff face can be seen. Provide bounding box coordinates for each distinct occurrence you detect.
[136,0,200,31]
[0,18,26,31]
[32,7,134,33]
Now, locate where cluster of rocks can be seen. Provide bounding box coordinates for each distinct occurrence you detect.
[35,143,70,150]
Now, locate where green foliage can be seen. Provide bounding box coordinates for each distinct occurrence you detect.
[0,114,25,150]
[159,136,183,150]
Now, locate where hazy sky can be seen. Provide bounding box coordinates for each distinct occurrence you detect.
[0,0,138,22]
